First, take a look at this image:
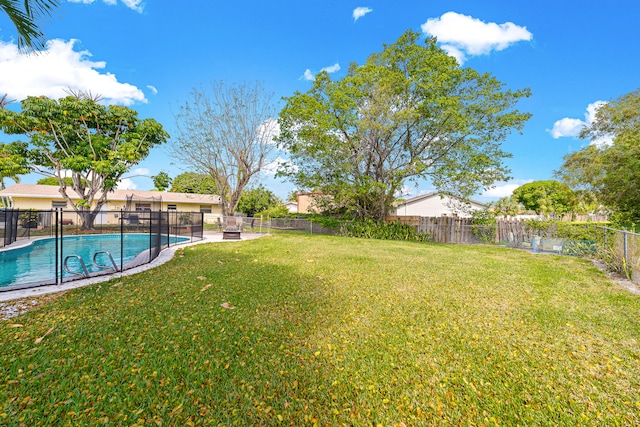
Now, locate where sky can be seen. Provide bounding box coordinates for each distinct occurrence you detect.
[0,0,638,202]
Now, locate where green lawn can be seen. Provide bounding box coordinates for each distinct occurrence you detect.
[1,232,639,426]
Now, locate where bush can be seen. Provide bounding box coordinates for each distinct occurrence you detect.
[340,219,431,242]
[256,205,291,219]
[555,222,610,242]
[470,209,496,244]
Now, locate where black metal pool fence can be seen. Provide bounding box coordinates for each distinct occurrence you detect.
[0,209,203,292]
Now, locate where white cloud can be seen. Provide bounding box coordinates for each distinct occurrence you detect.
[120,0,144,12]
[0,39,146,105]
[67,0,144,12]
[439,44,465,64]
[321,63,341,73]
[134,167,150,176]
[302,63,341,81]
[116,178,137,190]
[421,12,532,64]
[585,101,606,124]
[302,69,314,81]
[353,7,372,21]
[146,85,158,95]
[549,118,585,139]
[549,101,613,145]
[262,156,295,176]
[482,179,533,198]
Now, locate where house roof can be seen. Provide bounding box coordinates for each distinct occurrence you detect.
[396,192,488,208]
[0,184,222,204]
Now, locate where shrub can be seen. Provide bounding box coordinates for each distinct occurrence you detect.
[340,219,431,242]
[555,222,610,242]
[470,209,496,244]
[256,205,291,219]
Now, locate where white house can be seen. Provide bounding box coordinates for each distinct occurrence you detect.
[393,192,487,218]
[285,201,298,213]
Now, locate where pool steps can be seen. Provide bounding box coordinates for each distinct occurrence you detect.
[64,250,120,279]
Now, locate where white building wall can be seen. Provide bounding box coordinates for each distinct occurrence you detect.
[395,195,485,218]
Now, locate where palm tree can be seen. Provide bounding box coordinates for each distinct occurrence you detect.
[0,0,59,51]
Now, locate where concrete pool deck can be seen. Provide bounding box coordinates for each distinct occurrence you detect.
[0,231,267,303]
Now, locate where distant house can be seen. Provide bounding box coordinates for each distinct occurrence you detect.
[0,184,223,223]
[296,192,334,214]
[285,201,298,214]
[393,192,487,218]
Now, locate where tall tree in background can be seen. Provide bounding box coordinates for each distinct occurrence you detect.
[0,141,29,189]
[0,0,59,50]
[277,30,531,220]
[169,172,219,194]
[491,195,522,217]
[172,81,277,216]
[512,180,575,217]
[555,89,640,223]
[0,95,168,229]
[151,171,172,191]
[236,185,282,217]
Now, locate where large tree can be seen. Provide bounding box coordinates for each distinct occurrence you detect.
[0,0,59,51]
[236,185,282,217]
[0,95,168,229]
[277,30,531,220]
[0,141,29,189]
[169,171,219,194]
[512,180,576,217]
[172,81,277,216]
[555,89,640,223]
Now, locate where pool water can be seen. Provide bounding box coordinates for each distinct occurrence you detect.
[0,233,188,289]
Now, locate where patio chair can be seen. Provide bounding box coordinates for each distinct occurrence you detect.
[223,217,241,240]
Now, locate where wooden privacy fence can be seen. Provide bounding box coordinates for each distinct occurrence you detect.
[386,216,532,244]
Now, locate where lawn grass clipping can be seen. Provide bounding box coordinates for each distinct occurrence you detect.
[1,232,639,426]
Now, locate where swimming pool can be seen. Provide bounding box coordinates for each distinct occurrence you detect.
[0,233,188,289]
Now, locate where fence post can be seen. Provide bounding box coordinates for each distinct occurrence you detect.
[59,209,64,285]
[624,231,628,266]
[120,209,124,272]
[55,210,59,285]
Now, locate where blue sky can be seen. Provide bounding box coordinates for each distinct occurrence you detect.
[0,0,638,201]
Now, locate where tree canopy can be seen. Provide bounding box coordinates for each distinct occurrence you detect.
[512,180,575,217]
[0,0,59,51]
[276,30,531,221]
[169,172,219,194]
[236,185,282,217]
[152,171,172,191]
[491,195,522,217]
[555,89,640,223]
[37,176,74,186]
[0,95,168,228]
[172,81,277,216]
[0,141,29,189]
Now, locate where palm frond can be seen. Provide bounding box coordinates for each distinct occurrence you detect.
[0,0,59,51]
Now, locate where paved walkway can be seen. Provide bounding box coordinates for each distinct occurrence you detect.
[0,231,267,302]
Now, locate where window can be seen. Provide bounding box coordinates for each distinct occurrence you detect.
[52,201,67,209]
[135,203,151,211]
[200,206,212,214]
[167,204,177,211]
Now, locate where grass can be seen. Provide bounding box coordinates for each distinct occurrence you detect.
[1,232,640,426]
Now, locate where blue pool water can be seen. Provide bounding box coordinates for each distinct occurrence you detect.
[0,234,188,289]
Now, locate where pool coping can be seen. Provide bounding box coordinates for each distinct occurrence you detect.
[0,231,267,302]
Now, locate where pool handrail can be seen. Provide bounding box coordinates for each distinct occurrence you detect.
[63,254,89,278]
[93,250,119,272]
